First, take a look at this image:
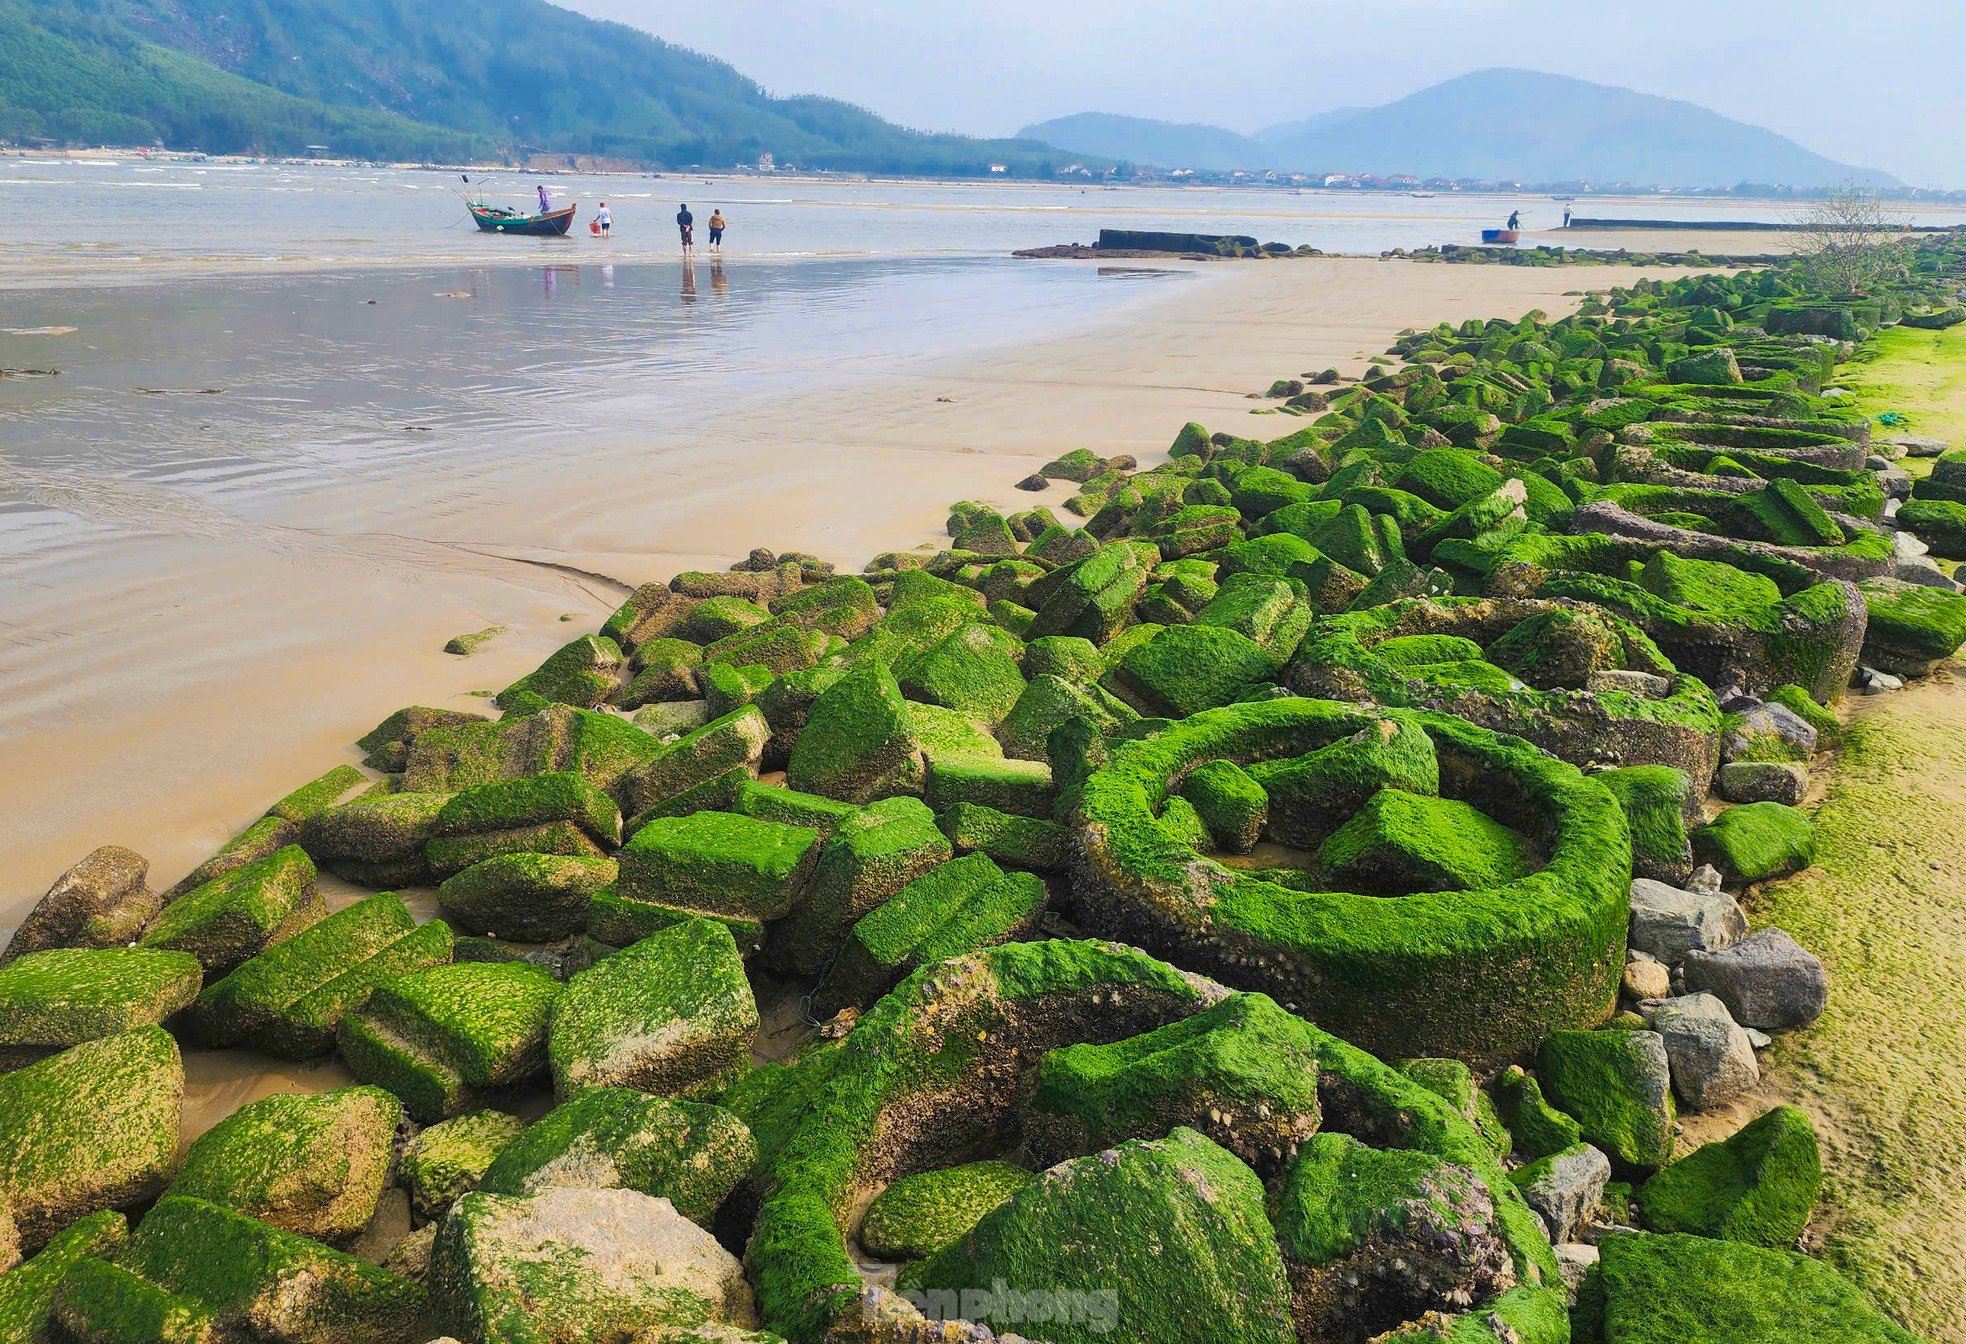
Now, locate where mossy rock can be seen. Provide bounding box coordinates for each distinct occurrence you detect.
[477,1087,755,1228]
[429,1187,758,1344]
[1538,1029,1674,1168]
[859,1161,1034,1263]
[0,1028,182,1252]
[820,854,1044,1012]
[936,802,1071,873]
[400,1109,527,1221]
[769,797,952,978]
[1493,1065,1583,1164]
[1318,788,1535,896]
[1398,1057,1510,1159]
[619,811,820,923]
[584,891,763,959]
[52,1196,424,1344]
[299,792,450,888]
[164,1086,401,1246]
[895,623,1027,723]
[0,1210,126,1343]
[1111,622,1280,718]
[337,961,560,1123]
[1193,575,1314,663]
[1636,1104,1820,1248]
[998,673,1136,762]
[138,845,324,977]
[923,754,1056,820]
[0,948,201,1061]
[785,660,921,804]
[1858,576,1966,673]
[1271,1131,1514,1343]
[1248,718,1439,848]
[1594,766,1696,884]
[1179,758,1268,853]
[547,918,757,1100]
[1586,1230,1921,1344]
[729,779,861,836]
[186,892,453,1058]
[1691,802,1816,883]
[1027,993,1322,1175]
[437,853,618,943]
[909,1128,1296,1344]
[618,707,771,822]
[495,634,623,710]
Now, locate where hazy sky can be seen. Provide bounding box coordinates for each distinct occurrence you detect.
[563,0,1965,187]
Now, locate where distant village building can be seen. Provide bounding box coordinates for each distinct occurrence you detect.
[989,163,1008,174]
[758,151,775,172]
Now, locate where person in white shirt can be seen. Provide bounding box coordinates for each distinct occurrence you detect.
[596,202,612,237]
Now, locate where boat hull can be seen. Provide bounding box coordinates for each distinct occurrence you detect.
[1481,229,1522,244]
[470,204,577,236]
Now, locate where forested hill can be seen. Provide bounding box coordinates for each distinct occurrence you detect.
[0,0,1065,173]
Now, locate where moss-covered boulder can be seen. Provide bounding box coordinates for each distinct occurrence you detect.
[299,792,451,888]
[1595,765,1696,885]
[923,754,1057,820]
[1026,993,1322,1175]
[138,845,324,977]
[1318,789,1535,895]
[1,846,155,966]
[1494,1065,1583,1164]
[908,1128,1296,1344]
[1248,717,1440,847]
[1583,1230,1921,1344]
[0,1028,182,1251]
[52,1196,424,1344]
[895,623,1026,723]
[1273,1132,1515,1342]
[425,772,620,876]
[165,1086,401,1245]
[768,797,951,977]
[430,1187,758,1344]
[0,948,200,1066]
[337,961,560,1123]
[617,707,771,823]
[186,892,453,1058]
[1691,802,1816,883]
[495,634,622,710]
[1111,622,1281,717]
[437,854,618,942]
[547,918,756,1099]
[786,660,921,804]
[1636,1104,1820,1248]
[1857,575,1966,675]
[819,854,1044,1013]
[476,1088,754,1227]
[858,1161,1034,1262]
[0,1210,125,1342]
[1026,539,1159,645]
[1178,758,1268,853]
[400,1109,526,1221]
[618,811,820,923]
[1538,1029,1675,1168]
[1399,1057,1511,1159]
[936,801,1071,872]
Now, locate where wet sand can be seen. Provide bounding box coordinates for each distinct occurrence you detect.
[2,254,1700,930]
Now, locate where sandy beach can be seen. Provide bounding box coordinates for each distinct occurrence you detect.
[0,254,1699,928]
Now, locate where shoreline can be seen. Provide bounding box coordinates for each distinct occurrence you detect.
[0,254,1700,923]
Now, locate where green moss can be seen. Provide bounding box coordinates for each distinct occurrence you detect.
[547,918,757,1099]
[673,594,772,644]
[1594,766,1694,881]
[434,771,620,847]
[0,949,201,1055]
[1493,1066,1584,1163]
[895,623,1026,723]
[60,1196,424,1344]
[1590,1231,1921,1344]
[445,625,505,657]
[1637,1105,1821,1248]
[1318,789,1535,895]
[1193,575,1314,662]
[298,791,450,887]
[1895,497,1966,557]
[165,1086,400,1245]
[825,855,1043,1009]
[1692,802,1816,882]
[1736,478,1845,548]
[924,754,1056,820]
[770,797,952,977]
[912,1128,1296,1344]
[1026,540,1158,645]
[618,706,771,822]
[729,779,861,835]
[400,1109,527,1220]
[138,845,323,976]
[936,802,1070,872]
[187,893,451,1058]
[1399,1057,1511,1158]
[786,659,920,804]
[859,1162,1034,1261]
[1272,1131,1491,1267]
[477,1087,754,1227]
[437,853,618,942]
[584,891,762,956]
[1248,718,1440,847]
[1179,758,1268,853]
[1028,993,1322,1168]
[619,811,819,921]
[337,960,560,1122]
[495,634,622,710]
[0,1210,126,1343]
[1538,1029,1674,1167]
[1859,577,1966,668]
[1112,623,1280,718]
[0,1028,182,1251]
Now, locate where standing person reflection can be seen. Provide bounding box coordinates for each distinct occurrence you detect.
[681,256,696,304]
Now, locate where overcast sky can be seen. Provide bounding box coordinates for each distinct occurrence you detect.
[562,0,1965,187]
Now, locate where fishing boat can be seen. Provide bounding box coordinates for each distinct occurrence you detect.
[468,201,578,236]
[1481,228,1521,244]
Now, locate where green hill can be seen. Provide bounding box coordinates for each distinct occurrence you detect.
[0,0,1067,174]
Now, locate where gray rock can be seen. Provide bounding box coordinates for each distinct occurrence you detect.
[1855,666,1904,695]
[1644,993,1760,1110]
[2,846,157,964]
[1871,465,1914,499]
[1716,761,1808,806]
[1721,703,1817,761]
[1682,928,1828,1031]
[1891,435,1949,458]
[1554,1242,1600,1295]
[1623,953,1671,1002]
[1893,528,1931,559]
[1686,865,1723,894]
[1745,1027,1773,1049]
[1893,558,1962,591]
[1516,1143,1611,1244]
[1628,879,1750,966]
[1586,669,1672,698]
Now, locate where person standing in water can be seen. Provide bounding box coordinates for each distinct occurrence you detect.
[1506,208,1521,232]
[538,184,552,215]
[708,208,726,251]
[676,203,695,253]
[595,201,612,237]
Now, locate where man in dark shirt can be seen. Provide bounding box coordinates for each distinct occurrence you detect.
[677,204,695,253]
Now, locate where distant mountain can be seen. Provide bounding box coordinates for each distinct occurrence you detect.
[1022,69,1899,189]
[0,0,1066,174]
[1016,112,1260,173]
